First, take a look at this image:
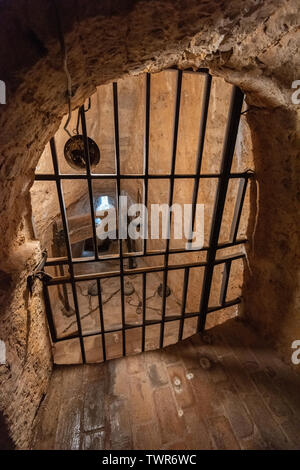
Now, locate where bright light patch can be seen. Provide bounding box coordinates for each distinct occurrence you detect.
[96,195,110,212]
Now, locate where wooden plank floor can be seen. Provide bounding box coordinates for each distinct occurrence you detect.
[32,318,300,450]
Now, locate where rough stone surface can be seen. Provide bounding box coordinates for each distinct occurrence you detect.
[0,0,299,448]
[0,244,52,449]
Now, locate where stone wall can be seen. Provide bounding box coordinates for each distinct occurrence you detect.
[0,242,52,449]
[0,0,299,448]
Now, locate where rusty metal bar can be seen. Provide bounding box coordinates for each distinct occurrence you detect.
[54,298,241,343]
[219,260,232,306]
[179,72,212,341]
[49,137,86,363]
[35,171,252,181]
[197,86,244,332]
[96,278,106,361]
[229,177,248,243]
[113,81,126,356]
[160,69,183,348]
[80,105,99,260]
[45,238,247,267]
[142,73,151,352]
[46,252,246,285]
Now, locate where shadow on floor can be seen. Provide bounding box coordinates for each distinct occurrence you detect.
[0,411,15,450]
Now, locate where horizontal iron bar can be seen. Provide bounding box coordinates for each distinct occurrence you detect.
[35,172,253,181]
[46,252,245,285]
[53,297,241,343]
[45,238,247,267]
[166,66,210,75]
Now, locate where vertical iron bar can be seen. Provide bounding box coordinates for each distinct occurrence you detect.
[178,267,189,341]
[142,73,150,352]
[188,73,212,241]
[197,86,244,332]
[54,229,71,311]
[229,177,248,242]
[160,69,183,348]
[219,260,232,306]
[58,267,71,311]
[43,283,57,342]
[179,72,212,341]
[96,278,106,361]
[142,272,147,352]
[126,216,136,269]
[113,82,126,356]
[143,73,151,254]
[80,105,99,260]
[178,74,211,341]
[50,137,86,363]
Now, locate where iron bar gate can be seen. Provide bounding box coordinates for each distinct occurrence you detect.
[35,68,252,364]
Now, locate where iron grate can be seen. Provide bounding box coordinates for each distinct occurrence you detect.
[36,68,252,364]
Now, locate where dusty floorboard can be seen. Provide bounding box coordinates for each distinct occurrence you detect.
[32,318,300,450]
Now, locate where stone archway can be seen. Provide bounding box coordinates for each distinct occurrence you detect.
[0,0,299,448]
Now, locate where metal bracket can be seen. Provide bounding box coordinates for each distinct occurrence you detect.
[27,250,53,295]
